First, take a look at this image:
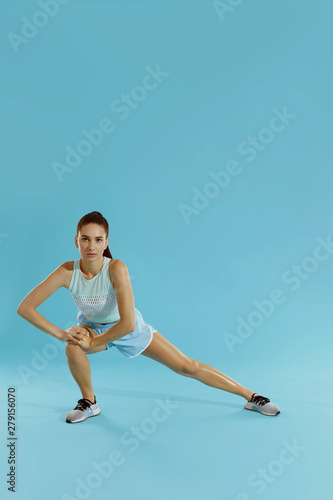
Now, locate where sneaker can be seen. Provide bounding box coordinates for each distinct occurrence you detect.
[244,393,280,416]
[66,395,101,423]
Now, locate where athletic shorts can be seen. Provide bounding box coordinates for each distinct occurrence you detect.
[76,308,157,358]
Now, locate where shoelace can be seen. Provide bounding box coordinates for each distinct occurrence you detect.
[74,398,94,411]
[251,394,270,406]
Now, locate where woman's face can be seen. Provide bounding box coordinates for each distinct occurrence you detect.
[75,223,109,260]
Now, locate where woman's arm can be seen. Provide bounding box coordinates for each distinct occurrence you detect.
[90,260,136,348]
[17,262,81,343]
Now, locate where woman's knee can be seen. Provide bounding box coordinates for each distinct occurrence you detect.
[178,357,200,376]
[66,341,84,357]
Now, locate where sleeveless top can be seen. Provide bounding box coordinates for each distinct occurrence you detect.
[68,256,120,324]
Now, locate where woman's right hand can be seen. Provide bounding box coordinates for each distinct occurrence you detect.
[60,326,89,344]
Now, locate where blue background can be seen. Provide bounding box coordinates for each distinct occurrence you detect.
[1,1,332,499]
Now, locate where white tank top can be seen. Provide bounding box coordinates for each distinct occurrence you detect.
[68,256,120,324]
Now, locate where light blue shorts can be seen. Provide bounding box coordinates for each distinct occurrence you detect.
[76,308,157,358]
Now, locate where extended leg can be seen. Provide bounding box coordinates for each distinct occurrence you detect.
[141,331,254,401]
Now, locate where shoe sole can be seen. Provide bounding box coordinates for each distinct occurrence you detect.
[244,403,280,416]
[66,408,101,424]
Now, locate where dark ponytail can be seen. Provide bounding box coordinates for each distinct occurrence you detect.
[76,211,113,259]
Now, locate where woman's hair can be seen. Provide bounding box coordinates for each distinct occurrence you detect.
[76,211,113,259]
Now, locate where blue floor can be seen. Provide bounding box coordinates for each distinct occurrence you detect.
[1,337,332,500]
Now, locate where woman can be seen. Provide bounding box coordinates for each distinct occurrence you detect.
[17,211,280,423]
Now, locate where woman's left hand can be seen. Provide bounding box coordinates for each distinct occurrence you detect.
[66,327,92,353]
[76,333,92,352]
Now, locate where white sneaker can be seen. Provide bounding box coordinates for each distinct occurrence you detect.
[244,393,280,416]
[66,395,101,423]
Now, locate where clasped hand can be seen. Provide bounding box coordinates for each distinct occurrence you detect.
[63,326,92,352]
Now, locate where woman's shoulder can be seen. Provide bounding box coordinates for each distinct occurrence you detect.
[58,260,75,289]
[108,258,128,272]
[108,258,127,288]
[108,258,121,267]
[60,260,75,269]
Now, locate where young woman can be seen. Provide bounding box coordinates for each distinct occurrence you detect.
[17,211,280,423]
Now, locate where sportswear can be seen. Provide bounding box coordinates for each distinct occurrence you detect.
[244,393,280,416]
[77,309,156,357]
[66,395,101,423]
[68,256,120,324]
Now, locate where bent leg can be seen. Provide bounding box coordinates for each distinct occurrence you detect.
[66,324,107,402]
[67,324,108,354]
[140,331,254,401]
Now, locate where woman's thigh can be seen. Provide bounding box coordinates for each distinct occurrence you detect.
[140,331,198,374]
